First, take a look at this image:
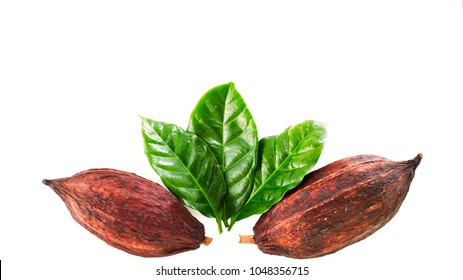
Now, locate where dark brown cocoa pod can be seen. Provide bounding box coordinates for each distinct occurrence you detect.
[247,154,422,259]
[43,168,210,257]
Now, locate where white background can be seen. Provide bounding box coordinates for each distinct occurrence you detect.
[1,0,462,279]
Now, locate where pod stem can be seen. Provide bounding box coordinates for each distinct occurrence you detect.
[202,236,213,246]
[239,235,256,244]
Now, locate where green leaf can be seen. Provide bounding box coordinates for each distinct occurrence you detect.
[187,82,258,223]
[230,120,326,227]
[141,117,227,233]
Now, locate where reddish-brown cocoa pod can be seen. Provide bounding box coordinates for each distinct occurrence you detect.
[43,168,211,257]
[242,154,422,259]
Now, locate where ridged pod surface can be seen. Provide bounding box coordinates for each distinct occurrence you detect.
[252,154,422,259]
[43,168,208,257]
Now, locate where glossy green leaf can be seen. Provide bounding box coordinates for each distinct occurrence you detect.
[230,120,326,227]
[141,117,227,232]
[187,82,258,223]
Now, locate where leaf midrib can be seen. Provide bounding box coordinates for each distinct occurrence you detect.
[239,127,320,213]
[149,122,220,219]
[220,87,230,174]
[221,88,256,172]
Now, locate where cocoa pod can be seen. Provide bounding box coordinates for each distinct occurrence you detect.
[245,154,422,259]
[43,168,210,257]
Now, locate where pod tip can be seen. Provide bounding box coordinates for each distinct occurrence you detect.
[408,153,423,171]
[42,179,52,186]
[415,153,423,164]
